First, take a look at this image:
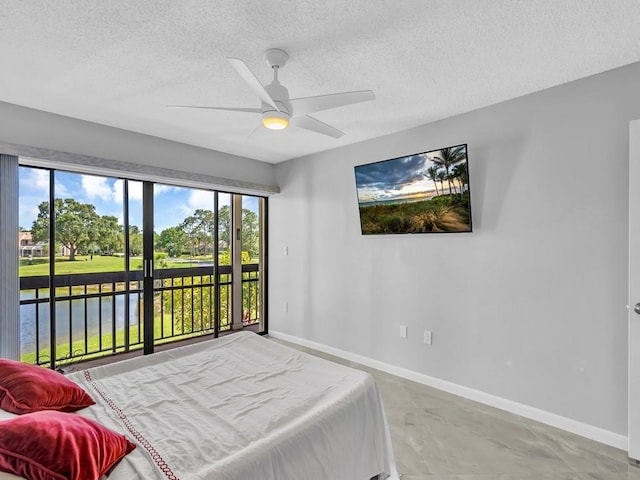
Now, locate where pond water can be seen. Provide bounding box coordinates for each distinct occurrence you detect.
[19,293,140,353]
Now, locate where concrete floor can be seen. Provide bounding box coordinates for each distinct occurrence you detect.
[270,337,640,480]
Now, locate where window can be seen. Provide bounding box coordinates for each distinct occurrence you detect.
[18,165,267,368]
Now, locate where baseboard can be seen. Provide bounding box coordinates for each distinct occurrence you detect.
[268,330,628,451]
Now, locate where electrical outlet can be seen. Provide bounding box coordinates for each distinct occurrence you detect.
[399,325,407,339]
[424,330,432,344]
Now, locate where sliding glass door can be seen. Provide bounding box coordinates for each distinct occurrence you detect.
[241,194,266,331]
[18,168,143,368]
[18,164,267,367]
[150,186,226,350]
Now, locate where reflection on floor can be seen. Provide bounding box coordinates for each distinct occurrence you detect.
[270,337,640,480]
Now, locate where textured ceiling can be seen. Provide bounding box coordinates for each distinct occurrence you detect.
[1,1,639,164]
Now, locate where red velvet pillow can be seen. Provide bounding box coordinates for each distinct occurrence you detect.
[0,410,136,480]
[0,359,94,414]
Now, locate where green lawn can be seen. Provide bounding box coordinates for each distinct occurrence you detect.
[18,254,250,277]
[20,255,143,276]
[20,254,258,277]
[20,313,219,367]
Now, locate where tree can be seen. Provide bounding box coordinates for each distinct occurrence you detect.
[129,225,143,256]
[30,206,50,248]
[437,171,447,194]
[195,209,215,256]
[242,209,259,259]
[432,146,466,195]
[31,198,99,261]
[447,172,458,194]
[95,216,121,255]
[161,204,262,335]
[180,215,198,257]
[169,206,258,261]
[181,209,215,257]
[217,205,231,253]
[426,166,440,196]
[452,162,468,193]
[157,226,187,257]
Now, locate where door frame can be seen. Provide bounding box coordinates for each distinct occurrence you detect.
[628,119,640,461]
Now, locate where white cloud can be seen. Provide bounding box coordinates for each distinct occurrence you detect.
[81,175,113,202]
[112,180,124,204]
[176,189,214,216]
[129,181,143,201]
[154,184,180,196]
[55,181,70,197]
[188,190,214,211]
[30,169,49,192]
[111,179,143,204]
[19,168,73,197]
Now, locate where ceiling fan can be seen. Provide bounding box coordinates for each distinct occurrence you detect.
[168,48,375,138]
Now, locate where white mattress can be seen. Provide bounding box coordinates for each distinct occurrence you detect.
[2,332,394,479]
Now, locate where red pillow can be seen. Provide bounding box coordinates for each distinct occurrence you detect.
[0,359,94,414]
[0,410,136,480]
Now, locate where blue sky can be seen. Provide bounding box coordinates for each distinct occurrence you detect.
[18,167,259,232]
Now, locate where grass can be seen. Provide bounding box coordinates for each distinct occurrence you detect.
[20,255,143,276]
[21,324,145,366]
[20,312,223,367]
[359,192,471,234]
[18,254,255,277]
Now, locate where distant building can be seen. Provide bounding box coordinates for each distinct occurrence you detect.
[18,231,47,257]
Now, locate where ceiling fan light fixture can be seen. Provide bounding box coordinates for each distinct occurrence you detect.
[262,111,289,130]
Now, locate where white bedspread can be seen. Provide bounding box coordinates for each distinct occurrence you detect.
[65,332,393,480]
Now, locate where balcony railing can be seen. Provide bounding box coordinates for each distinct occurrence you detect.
[19,264,261,367]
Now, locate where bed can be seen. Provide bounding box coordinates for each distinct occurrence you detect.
[0,331,396,480]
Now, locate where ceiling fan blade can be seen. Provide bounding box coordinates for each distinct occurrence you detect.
[288,90,375,116]
[226,57,280,112]
[247,123,267,138]
[167,105,261,113]
[291,115,344,138]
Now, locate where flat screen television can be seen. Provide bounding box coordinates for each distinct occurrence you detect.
[354,143,472,234]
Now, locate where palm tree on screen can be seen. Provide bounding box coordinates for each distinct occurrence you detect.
[437,171,447,194]
[432,146,466,194]
[447,172,458,193]
[426,166,440,195]
[452,162,468,193]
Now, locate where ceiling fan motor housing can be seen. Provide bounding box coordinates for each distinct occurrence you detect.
[264,48,289,69]
[264,82,291,115]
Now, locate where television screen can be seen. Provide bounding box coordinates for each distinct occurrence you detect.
[354,143,472,234]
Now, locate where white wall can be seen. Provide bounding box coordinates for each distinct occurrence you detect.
[0,101,276,189]
[270,62,640,438]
